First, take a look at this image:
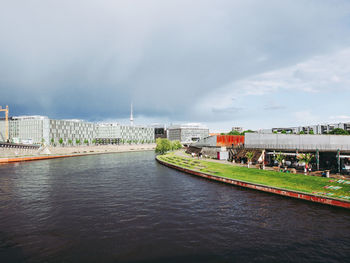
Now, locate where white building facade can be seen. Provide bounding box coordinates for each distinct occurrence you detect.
[0,116,49,144]
[167,124,209,144]
[120,125,154,143]
[96,123,154,143]
[49,119,96,145]
[0,116,154,146]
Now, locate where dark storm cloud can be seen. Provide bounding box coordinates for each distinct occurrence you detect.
[1,0,350,123]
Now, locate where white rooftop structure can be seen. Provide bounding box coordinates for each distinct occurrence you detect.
[13,115,49,120]
[168,123,208,129]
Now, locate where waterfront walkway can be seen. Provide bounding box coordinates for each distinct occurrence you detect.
[0,144,156,163]
[157,153,350,209]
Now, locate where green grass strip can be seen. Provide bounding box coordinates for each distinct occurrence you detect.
[158,153,350,200]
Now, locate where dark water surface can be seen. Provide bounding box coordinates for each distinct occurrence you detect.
[0,151,349,263]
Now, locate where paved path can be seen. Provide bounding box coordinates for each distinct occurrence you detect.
[0,144,156,161]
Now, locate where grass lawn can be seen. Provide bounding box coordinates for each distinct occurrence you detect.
[158,153,350,201]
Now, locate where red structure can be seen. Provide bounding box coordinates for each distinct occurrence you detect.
[216,135,244,147]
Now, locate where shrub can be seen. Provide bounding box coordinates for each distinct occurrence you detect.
[172,140,182,150]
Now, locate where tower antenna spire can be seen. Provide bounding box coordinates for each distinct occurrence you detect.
[130,102,134,126]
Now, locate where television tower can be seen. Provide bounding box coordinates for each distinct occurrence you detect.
[130,103,134,126]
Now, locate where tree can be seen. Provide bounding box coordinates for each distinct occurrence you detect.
[92,139,96,144]
[299,131,305,134]
[227,130,241,135]
[241,130,255,135]
[309,130,314,135]
[59,138,63,146]
[155,138,172,155]
[245,151,254,168]
[281,130,287,134]
[68,139,73,146]
[328,128,349,135]
[274,152,285,170]
[84,139,89,145]
[297,153,314,175]
[51,138,54,146]
[76,139,81,145]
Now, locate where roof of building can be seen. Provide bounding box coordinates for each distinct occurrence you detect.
[13,115,49,120]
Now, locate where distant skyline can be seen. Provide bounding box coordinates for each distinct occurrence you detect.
[1,0,350,132]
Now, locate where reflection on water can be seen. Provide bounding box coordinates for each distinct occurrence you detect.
[0,151,349,262]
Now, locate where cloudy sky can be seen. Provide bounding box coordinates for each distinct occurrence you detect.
[1,0,350,132]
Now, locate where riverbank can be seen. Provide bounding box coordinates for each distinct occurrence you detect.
[0,144,156,163]
[156,153,350,209]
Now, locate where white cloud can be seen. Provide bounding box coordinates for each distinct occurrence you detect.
[193,46,350,129]
[237,47,350,95]
[293,110,320,125]
[196,46,350,108]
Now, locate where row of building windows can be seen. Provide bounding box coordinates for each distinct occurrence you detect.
[0,118,155,145]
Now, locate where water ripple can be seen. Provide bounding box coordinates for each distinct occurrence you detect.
[0,151,349,262]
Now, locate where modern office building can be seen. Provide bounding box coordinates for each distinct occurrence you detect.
[167,123,209,144]
[96,123,154,144]
[120,124,154,143]
[0,116,154,146]
[0,116,97,145]
[0,116,50,144]
[95,123,121,144]
[50,119,96,145]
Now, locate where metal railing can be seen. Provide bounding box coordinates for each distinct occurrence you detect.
[0,142,40,149]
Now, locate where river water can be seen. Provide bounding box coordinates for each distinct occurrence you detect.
[0,151,349,262]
